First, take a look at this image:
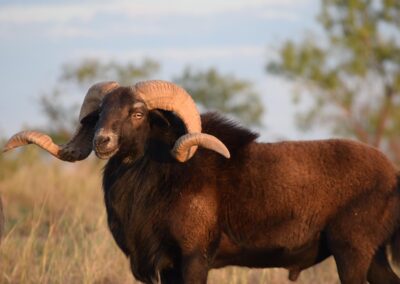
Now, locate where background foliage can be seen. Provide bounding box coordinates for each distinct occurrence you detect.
[268,0,400,162]
[39,58,264,143]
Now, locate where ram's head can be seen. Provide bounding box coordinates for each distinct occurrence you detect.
[3,81,230,163]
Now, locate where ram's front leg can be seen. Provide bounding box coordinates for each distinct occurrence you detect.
[181,252,209,284]
[159,252,209,284]
[168,186,219,284]
[159,247,212,284]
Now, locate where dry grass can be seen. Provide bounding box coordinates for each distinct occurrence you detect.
[0,148,339,283]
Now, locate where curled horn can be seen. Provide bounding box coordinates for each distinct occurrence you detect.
[172,133,230,162]
[132,80,230,162]
[3,81,119,162]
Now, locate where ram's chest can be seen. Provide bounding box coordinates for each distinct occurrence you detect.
[104,182,170,279]
[105,181,163,247]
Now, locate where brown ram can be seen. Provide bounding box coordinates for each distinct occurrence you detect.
[4,80,400,284]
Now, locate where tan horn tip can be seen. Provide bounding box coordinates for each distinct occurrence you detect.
[219,146,231,159]
[3,131,32,153]
[207,141,230,159]
[3,142,14,153]
[3,144,16,153]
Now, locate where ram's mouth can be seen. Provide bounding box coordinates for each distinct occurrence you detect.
[95,147,119,159]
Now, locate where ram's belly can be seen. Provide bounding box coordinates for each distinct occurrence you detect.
[212,231,329,269]
[219,179,328,251]
[225,209,321,248]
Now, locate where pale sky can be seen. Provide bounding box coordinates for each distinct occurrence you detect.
[0,0,330,141]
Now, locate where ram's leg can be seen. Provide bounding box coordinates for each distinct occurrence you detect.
[367,247,400,284]
[327,188,400,284]
[327,215,375,283]
[181,252,209,284]
[160,266,183,284]
[330,243,372,284]
[169,186,218,283]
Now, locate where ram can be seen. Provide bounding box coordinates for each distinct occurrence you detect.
[4,80,400,284]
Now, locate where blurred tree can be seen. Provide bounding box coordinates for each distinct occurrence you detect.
[40,60,264,142]
[60,58,160,86]
[267,0,400,160]
[174,67,263,126]
[39,88,80,143]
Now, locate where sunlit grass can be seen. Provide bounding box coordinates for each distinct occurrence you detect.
[0,148,339,283]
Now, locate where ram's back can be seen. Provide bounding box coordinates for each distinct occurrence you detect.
[216,139,398,249]
[243,139,397,197]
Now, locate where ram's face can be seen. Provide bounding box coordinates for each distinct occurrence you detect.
[93,87,150,160]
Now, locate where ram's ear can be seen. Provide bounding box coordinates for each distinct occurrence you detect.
[149,109,171,129]
[80,109,99,125]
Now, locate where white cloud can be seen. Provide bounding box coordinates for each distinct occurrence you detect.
[72,45,266,62]
[257,10,299,21]
[0,0,311,24]
[47,24,167,39]
[0,4,98,24]
[0,0,315,40]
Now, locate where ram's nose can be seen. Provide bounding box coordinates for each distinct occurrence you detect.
[94,135,111,148]
[93,129,119,159]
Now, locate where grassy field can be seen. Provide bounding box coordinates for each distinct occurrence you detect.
[0,148,340,283]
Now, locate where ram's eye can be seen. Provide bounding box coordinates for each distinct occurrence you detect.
[132,112,144,119]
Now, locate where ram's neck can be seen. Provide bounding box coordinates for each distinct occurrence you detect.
[104,156,167,200]
[110,157,194,219]
[102,154,179,271]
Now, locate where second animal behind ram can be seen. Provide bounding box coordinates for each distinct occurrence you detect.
[4,80,400,284]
